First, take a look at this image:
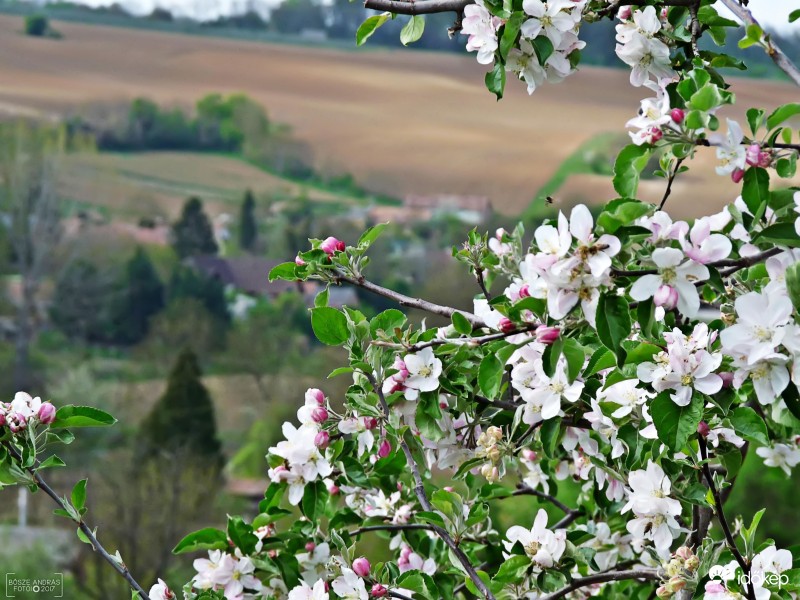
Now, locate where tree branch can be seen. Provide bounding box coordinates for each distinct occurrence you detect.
[2,442,151,600]
[372,324,537,352]
[364,0,470,15]
[719,0,800,87]
[335,271,486,328]
[365,373,497,600]
[659,157,685,211]
[538,568,660,600]
[350,523,435,536]
[698,437,755,600]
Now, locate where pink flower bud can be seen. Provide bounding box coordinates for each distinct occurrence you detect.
[371,584,388,598]
[392,357,409,379]
[757,150,772,168]
[444,486,455,492]
[649,127,663,143]
[306,388,326,406]
[37,402,56,425]
[697,421,710,437]
[675,546,693,561]
[377,439,391,459]
[731,168,745,183]
[439,401,448,409]
[324,581,331,593]
[746,143,762,167]
[499,317,515,333]
[328,483,340,495]
[305,542,316,552]
[320,236,346,256]
[400,546,413,560]
[518,284,531,299]
[315,430,330,449]
[535,325,560,345]
[352,557,371,578]
[670,108,685,124]
[522,449,537,461]
[0,413,6,427]
[653,284,679,310]
[295,255,306,266]
[656,585,671,599]
[363,417,379,430]
[660,7,668,19]
[268,549,277,558]
[311,407,329,423]
[617,5,631,20]
[705,582,726,594]
[719,372,734,388]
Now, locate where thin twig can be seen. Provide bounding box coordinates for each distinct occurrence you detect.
[698,437,755,600]
[659,157,685,211]
[719,0,800,87]
[372,324,538,353]
[2,442,151,600]
[365,373,497,600]
[612,247,783,278]
[350,523,435,536]
[475,267,491,301]
[538,568,660,600]
[511,484,574,515]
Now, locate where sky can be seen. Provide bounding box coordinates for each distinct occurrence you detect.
[25,0,800,27]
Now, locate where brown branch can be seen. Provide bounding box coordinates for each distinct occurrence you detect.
[659,158,685,211]
[350,523,435,536]
[365,373,497,600]
[698,437,755,600]
[2,442,151,600]
[364,0,470,15]
[612,247,783,279]
[719,0,800,87]
[335,271,486,328]
[538,568,660,600]
[511,484,575,516]
[373,324,538,352]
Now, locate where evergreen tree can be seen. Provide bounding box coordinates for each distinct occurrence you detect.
[141,348,223,466]
[170,197,218,258]
[168,266,230,325]
[111,247,165,344]
[50,259,113,342]
[239,189,258,252]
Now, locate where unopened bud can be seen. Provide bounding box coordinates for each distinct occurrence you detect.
[295,255,306,266]
[312,407,329,423]
[352,557,371,578]
[371,584,388,598]
[320,236,346,256]
[697,421,710,437]
[719,372,734,388]
[377,439,391,459]
[363,417,379,430]
[499,317,516,333]
[731,168,745,183]
[306,388,326,406]
[443,486,454,492]
[670,108,685,124]
[746,143,762,167]
[487,426,503,442]
[305,542,316,552]
[535,325,560,345]
[522,449,537,462]
[656,585,671,599]
[315,430,331,449]
[685,556,700,572]
[653,284,679,310]
[617,5,632,20]
[37,402,56,425]
[518,284,531,299]
[649,127,663,143]
[674,546,693,561]
[668,576,686,592]
[328,483,340,495]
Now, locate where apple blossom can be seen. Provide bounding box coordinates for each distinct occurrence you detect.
[629,248,709,317]
[320,236,346,256]
[756,443,800,476]
[332,568,369,600]
[149,579,175,600]
[714,119,747,176]
[460,0,500,65]
[402,347,443,400]
[288,579,329,600]
[504,508,566,568]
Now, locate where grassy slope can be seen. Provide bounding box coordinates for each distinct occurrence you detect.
[1,15,798,219]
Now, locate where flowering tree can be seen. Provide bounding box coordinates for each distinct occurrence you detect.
[4,1,800,600]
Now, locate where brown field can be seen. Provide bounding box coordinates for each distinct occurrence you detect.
[0,14,797,218]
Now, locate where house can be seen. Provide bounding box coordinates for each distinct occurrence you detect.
[403,194,492,224]
[187,255,359,308]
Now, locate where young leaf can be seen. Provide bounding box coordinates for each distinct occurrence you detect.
[311,307,349,345]
[596,293,631,367]
[71,478,87,512]
[400,15,425,46]
[478,354,504,400]
[613,144,652,198]
[730,406,769,446]
[651,393,703,451]
[356,12,391,46]
[172,528,229,554]
[50,406,116,429]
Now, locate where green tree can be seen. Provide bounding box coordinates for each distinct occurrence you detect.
[168,266,230,324]
[239,189,258,252]
[140,348,223,465]
[170,197,218,258]
[49,259,113,342]
[24,14,49,37]
[111,247,165,344]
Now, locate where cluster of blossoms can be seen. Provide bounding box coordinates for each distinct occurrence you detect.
[504,508,566,569]
[655,546,700,598]
[191,551,264,599]
[0,391,56,434]
[461,0,586,94]
[621,461,682,556]
[615,6,675,87]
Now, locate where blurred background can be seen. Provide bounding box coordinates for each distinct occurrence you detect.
[0,1,797,597]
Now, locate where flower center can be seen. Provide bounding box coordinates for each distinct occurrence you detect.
[551,382,565,394]
[753,326,773,342]
[524,540,541,558]
[419,366,432,377]
[661,267,677,284]
[680,374,693,386]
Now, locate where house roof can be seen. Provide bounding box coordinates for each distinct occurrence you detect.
[188,255,296,297]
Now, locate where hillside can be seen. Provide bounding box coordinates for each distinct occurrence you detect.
[0,14,798,218]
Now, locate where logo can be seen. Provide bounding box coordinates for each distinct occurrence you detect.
[4,573,63,598]
[709,564,736,580]
[708,565,788,589]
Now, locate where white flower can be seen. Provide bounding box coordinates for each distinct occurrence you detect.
[706,426,745,448]
[730,355,791,406]
[504,508,566,568]
[461,0,500,65]
[626,84,671,145]
[567,204,621,279]
[149,579,175,600]
[215,555,262,599]
[506,39,547,95]
[288,579,329,600]
[756,443,800,476]
[296,543,331,584]
[597,379,651,418]
[637,211,688,244]
[629,247,709,317]
[10,391,43,419]
[615,5,661,44]
[338,416,376,457]
[520,0,579,47]
[192,550,231,590]
[714,119,747,175]
[403,347,443,400]
[621,461,682,555]
[519,357,583,424]
[720,292,793,366]
[616,35,674,87]
[681,218,732,265]
[332,568,368,600]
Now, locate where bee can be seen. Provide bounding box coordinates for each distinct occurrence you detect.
[545,196,555,205]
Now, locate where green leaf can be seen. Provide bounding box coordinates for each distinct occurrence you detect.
[356,12,391,45]
[268,262,298,281]
[499,12,524,60]
[530,36,554,65]
[172,528,228,554]
[561,338,585,383]
[37,455,66,470]
[400,15,425,45]
[71,479,87,512]
[790,9,800,23]
[730,406,769,446]
[752,223,800,247]
[493,555,531,584]
[596,293,631,367]
[228,515,259,555]
[478,354,504,400]
[741,167,770,216]
[767,103,800,130]
[301,480,328,522]
[777,153,797,178]
[485,62,506,100]
[651,393,703,451]
[311,307,349,345]
[370,309,406,338]
[50,406,116,429]
[786,262,800,312]
[689,84,722,112]
[452,311,473,336]
[540,419,560,458]
[596,199,650,234]
[613,145,653,198]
